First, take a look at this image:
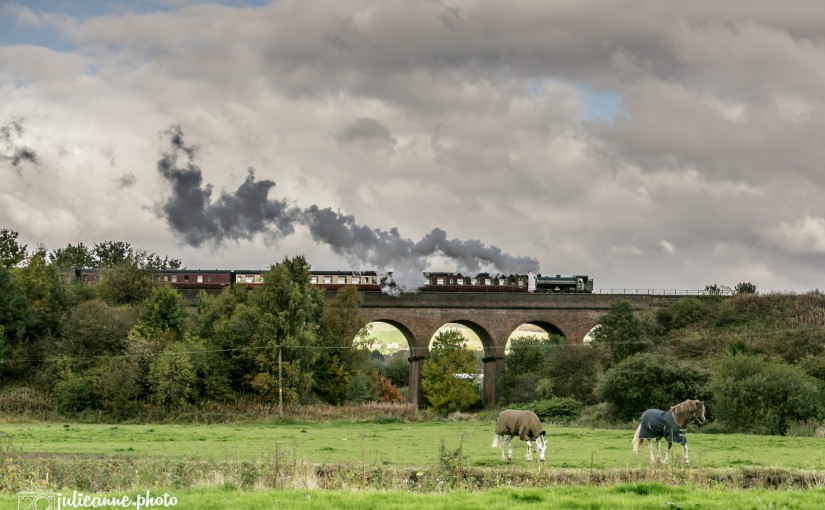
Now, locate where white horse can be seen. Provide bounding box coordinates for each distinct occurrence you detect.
[631,399,707,466]
[492,409,547,462]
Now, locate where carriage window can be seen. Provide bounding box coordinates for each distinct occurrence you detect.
[436,277,445,285]
[338,276,346,284]
[310,276,318,284]
[245,276,254,284]
[184,275,189,281]
[171,275,177,283]
[484,278,491,285]
[324,276,332,284]
[518,279,524,287]
[197,275,203,283]
[471,278,478,285]
[352,276,361,284]
[498,278,505,285]
[456,278,464,285]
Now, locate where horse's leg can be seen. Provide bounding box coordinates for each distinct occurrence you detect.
[655,438,664,464]
[663,442,672,464]
[647,439,656,466]
[506,436,514,461]
[495,434,507,460]
[525,440,533,461]
[682,442,690,464]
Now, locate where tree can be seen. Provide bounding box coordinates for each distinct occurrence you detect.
[704,283,732,296]
[243,256,324,403]
[148,341,197,409]
[96,262,157,305]
[596,352,710,421]
[499,336,553,404]
[93,240,134,268]
[61,300,137,369]
[421,329,481,414]
[0,266,29,343]
[709,354,823,435]
[316,285,369,404]
[734,282,757,295]
[49,243,95,271]
[0,228,27,269]
[16,251,71,338]
[591,299,650,366]
[384,352,410,389]
[141,285,189,336]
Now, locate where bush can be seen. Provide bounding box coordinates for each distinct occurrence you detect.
[656,297,710,331]
[55,374,100,414]
[708,354,823,435]
[514,397,584,423]
[596,352,710,422]
[571,402,621,428]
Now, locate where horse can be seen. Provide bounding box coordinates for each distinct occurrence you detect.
[631,399,707,466]
[492,409,547,462]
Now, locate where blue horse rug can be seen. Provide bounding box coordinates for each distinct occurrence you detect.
[639,409,687,445]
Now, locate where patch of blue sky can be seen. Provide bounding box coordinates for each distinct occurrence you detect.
[523,78,625,124]
[0,0,271,51]
[577,87,625,124]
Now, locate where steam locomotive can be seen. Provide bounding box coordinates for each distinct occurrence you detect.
[68,268,593,293]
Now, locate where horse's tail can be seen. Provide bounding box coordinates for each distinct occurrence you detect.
[631,424,642,453]
[492,434,501,448]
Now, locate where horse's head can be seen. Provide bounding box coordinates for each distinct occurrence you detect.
[693,403,712,427]
[536,433,547,462]
[672,399,707,428]
[691,400,707,426]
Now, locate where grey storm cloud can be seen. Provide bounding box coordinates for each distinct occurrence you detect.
[1,120,38,169]
[335,117,397,147]
[157,126,539,288]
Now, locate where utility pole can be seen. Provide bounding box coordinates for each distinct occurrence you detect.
[278,346,283,418]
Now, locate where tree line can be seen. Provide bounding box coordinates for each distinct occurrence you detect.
[0,228,408,419]
[2,226,824,434]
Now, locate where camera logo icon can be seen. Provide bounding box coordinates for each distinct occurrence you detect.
[17,492,57,510]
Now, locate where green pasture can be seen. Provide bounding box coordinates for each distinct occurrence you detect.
[2,420,825,470]
[1,485,823,509]
[3,420,825,508]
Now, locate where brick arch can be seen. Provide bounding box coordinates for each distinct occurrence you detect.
[353,292,675,408]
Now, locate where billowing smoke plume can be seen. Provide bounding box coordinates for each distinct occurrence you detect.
[157,126,300,247]
[1,120,38,170]
[157,126,540,290]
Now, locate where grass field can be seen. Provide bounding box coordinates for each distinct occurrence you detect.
[2,419,825,508]
[3,420,825,469]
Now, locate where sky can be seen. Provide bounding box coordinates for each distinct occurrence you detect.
[1,0,824,292]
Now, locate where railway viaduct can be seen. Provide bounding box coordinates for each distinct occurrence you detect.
[353,292,678,409]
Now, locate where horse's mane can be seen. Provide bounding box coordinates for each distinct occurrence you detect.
[669,399,704,428]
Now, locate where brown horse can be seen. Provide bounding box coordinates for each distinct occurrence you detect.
[631,399,706,466]
[492,409,547,462]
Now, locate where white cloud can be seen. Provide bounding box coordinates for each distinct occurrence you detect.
[2,0,825,291]
[764,216,825,254]
[659,240,676,255]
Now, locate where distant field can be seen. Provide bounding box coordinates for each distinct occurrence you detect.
[364,322,548,354]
